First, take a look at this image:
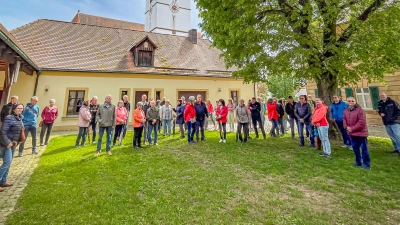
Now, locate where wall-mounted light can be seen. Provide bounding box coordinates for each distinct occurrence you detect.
[45,86,49,92]
[218,88,221,92]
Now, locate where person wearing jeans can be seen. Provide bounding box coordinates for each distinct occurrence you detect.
[378,93,400,155]
[89,96,99,143]
[285,96,298,138]
[312,97,331,158]
[194,95,208,141]
[184,96,196,144]
[267,98,279,137]
[331,95,352,149]
[216,99,228,143]
[19,96,40,157]
[75,101,91,147]
[160,100,173,136]
[295,95,314,147]
[95,95,116,156]
[176,100,186,138]
[122,95,131,139]
[236,99,250,143]
[249,97,266,139]
[343,97,370,169]
[0,103,24,192]
[40,99,58,146]
[147,101,160,145]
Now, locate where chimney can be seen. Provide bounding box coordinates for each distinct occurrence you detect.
[188,29,197,44]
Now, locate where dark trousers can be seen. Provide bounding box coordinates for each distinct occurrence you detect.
[134,127,143,147]
[75,127,88,146]
[19,125,37,153]
[113,125,124,145]
[195,120,205,140]
[298,121,315,146]
[187,122,195,142]
[351,136,370,168]
[40,122,53,144]
[219,122,227,139]
[90,120,97,142]
[237,122,249,142]
[336,121,352,146]
[142,122,147,144]
[270,119,278,136]
[178,123,185,138]
[252,117,266,137]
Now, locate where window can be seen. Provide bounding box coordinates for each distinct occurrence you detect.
[356,88,373,109]
[138,50,153,67]
[337,88,342,98]
[67,90,85,116]
[230,91,238,106]
[314,89,319,98]
[156,91,161,101]
[345,87,353,98]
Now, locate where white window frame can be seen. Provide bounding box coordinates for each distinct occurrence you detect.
[355,88,373,109]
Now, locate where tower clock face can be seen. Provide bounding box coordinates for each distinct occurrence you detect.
[170,0,179,13]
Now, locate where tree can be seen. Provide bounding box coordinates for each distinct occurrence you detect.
[266,73,302,98]
[195,0,400,138]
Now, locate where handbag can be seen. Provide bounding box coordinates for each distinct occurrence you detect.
[19,126,26,143]
[39,120,43,127]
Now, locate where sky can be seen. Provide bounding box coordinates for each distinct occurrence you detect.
[0,0,202,31]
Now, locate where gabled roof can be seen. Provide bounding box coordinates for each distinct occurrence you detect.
[71,12,144,31]
[10,19,234,77]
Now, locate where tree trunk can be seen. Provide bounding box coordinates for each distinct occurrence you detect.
[316,73,342,140]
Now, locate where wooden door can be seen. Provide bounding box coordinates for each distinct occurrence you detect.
[135,91,149,107]
[178,91,207,102]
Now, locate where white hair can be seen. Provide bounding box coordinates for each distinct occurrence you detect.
[123,95,128,98]
[11,96,18,99]
[106,94,112,97]
[31,96,38,101]
[189,96,195,102]
[49,99,56,103]
[92,96,98,100]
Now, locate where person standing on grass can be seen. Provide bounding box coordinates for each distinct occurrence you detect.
[0,103,24,192]
[160,99,173,137]
[176,100,186,139]
[40,99,58,146]
[1,96,18,123]
[18,96,40,157]
[312,97,331,158]
[122,95,131,139]
[267,98,279,137]
[133,102,146,149]
[184,96,196,144]
[140,95,150,145]
[377,93,400,155]
[75,101,91,148]
[216,99,228,143]
[249,97,266,139]
[277,99,285,135]
[113,101,128,147]
[281,98,288,133]
[257,97,266,126]
[295,95,315,147]
[331,95,352,150]
[147,101,160,146]
[285,96,298,138]
[95,95,116,157]
[89,96,99,144]
[236,99,250,143]
[343,97,370,169]
[205,99,216,130]
[160,97,166,107]
[227,98,235,132]
[194,95,208,141]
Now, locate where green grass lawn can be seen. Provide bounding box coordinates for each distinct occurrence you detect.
[6,131,400,225]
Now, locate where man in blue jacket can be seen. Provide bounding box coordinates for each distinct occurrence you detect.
[194,95,208,141]
[294,95,314,147]
[18,96,40,157]
[331,95,352,149]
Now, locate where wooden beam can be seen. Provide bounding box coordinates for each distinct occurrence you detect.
[1,64,12,106]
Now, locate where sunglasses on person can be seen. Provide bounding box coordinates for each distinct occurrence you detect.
[347,100,355,102]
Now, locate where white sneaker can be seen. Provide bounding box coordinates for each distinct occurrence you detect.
[219,139,223,143]
[341,145,348,148]
[348,145,353,150]
[155,143,158,146]
[223,139,226,143]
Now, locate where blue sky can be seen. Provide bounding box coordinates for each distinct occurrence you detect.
[0,0,202,31]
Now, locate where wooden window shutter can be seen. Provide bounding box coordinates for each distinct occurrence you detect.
[337,88,342,98]
[369,86,380,110]
[314,89,319,97]
[344,88,353,98]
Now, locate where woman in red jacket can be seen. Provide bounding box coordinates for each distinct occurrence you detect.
[40,99,58,146]
[216,99,228,143]
[266,98,278,137]
[205,99,216,130]
[184,96,196,144]
[312,97,331,158]
[343,97,370,169]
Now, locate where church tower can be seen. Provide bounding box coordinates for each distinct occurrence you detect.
[145,0,191,36]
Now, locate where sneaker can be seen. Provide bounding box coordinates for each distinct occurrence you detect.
[92,141,96,144]
[319,152,325,156]
[32,149,38,154]
[148,143,152,146]
[81,144,86,147]
[324,154,331,158]
[155,143,158,146]
[75,145,79,148]
[45,142,50,145]
[17,152,23,157]
[94,152,100,157]
[353,163,362,167]
[390,150,400,154]
[348,145,353,151]
[219,139,223,143]
[107,152,112,156]
[341,145,348,148]
[223,139,226,143]
[361,165,370,170]
[40,143,44,146]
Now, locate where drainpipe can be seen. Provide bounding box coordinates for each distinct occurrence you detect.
[33,70,42,96]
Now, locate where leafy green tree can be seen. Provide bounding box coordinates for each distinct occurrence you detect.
[195,0,400,104]
[266,74,302,98]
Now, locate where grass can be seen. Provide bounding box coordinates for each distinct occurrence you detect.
[5,131,400,225]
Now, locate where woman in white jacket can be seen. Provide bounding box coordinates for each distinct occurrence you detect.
[160,100,173,136]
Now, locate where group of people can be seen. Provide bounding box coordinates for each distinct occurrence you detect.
[0,91,399,192]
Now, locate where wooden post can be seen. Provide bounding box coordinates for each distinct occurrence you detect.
[1,62,12,106]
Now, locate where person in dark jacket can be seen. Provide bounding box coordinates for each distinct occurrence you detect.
[378,93,400,154]
[146,101,159,145]
[0,96,18,123]
[140,95,150,145]
[176,100,186,138]
[285,96,297,138]
[343,97,370,169]
[295,95,315,147]
[249,97,266,139]
[0,103,24,192]
[277,99,285,135]
[194,95,208,141]
[89,96,99,143]
[331,95,352,149]
[122,95,131,139]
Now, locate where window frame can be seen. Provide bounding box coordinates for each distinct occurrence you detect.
[137,50,153,67]
[228,89,240,106]
[63,88,89,118]
[355,88,373,110]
